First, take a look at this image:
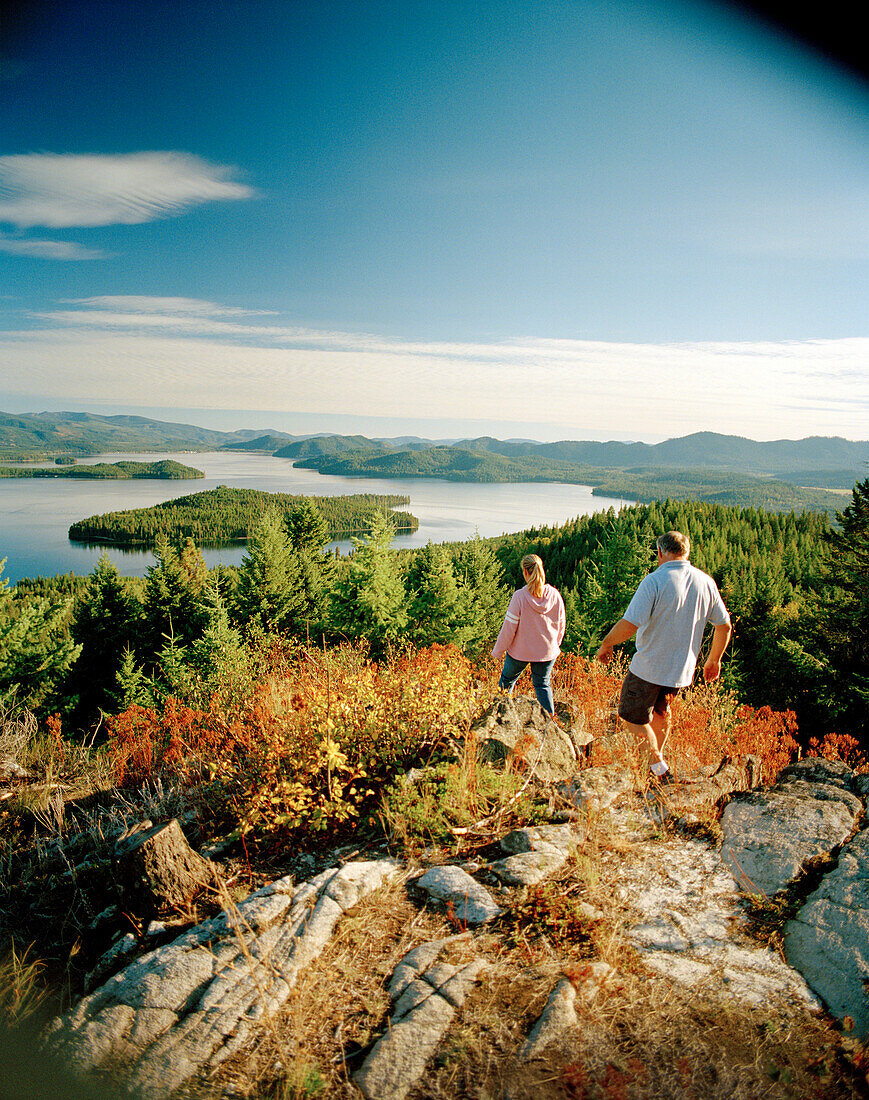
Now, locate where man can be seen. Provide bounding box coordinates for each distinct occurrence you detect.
[595,530,732,783]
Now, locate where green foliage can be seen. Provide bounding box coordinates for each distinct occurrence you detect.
[451,535,508,653]
[813,478,869,736]
[383,759,527,846]
[234,509,306,635]
[286,500,335,632]
[573,521,652,655]
[406,542,466,646]
[142,537,211,657]
[329,513,408,652]
[69,555,142,722]
[0,560,81,714]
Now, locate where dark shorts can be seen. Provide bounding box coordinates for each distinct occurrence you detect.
[618,669,679,725]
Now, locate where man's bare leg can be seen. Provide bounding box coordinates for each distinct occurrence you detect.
[620,719,666,769]
[650,708,672,758]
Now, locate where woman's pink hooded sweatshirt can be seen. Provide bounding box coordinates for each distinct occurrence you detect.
[492,584,566,662]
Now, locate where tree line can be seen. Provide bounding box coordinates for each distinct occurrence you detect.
[2,483,867,745]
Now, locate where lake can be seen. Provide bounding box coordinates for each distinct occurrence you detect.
[0,451,628,583]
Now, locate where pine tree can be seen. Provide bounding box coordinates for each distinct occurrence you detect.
[579,523,653,655]
[329,512,407,652]
[816,478,869,736]
[286,500,335,632]
[142,537,210,658]
[0,559,81,714]
[452,535,507,653]
[406,542,465,646]
[184,583,250,704]
[234,509,305,635]
[69,554,142,721]
[114,647,156,710]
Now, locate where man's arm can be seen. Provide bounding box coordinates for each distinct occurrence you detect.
[595,618,638,663]
[702,622,732,682]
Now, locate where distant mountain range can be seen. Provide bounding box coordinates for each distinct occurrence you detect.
[1,412,866,512]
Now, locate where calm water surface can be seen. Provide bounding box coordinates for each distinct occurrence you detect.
[0,452,626,583]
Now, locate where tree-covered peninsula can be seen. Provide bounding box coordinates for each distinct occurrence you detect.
[0,460,203,480]
[67,486,417,546]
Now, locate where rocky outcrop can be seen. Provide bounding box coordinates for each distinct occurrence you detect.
[47,859,403,1099]
[720,758,862,896]
[354,936,486,1100]
[43,708,869,1096]
[785,826,869,1038]
[415,865,502,925]
[490,822,582,886]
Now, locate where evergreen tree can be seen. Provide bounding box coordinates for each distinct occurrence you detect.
[234,508,305,634]
[407,542,465,646]
[816,478,869,736]
[0,559,81,714]
[287,499,335,632]
[452,535,507,653]
[142,537,210,659]
[114,647,157,710]
[329,512,407,652]
[185,583,250,705]
[578,523,652,655]
[69,555,142,721]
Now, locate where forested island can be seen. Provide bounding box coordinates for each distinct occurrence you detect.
[67,486,417,546]
[0,460,203,480]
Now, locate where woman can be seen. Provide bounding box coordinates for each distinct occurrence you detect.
[492,553,565,717]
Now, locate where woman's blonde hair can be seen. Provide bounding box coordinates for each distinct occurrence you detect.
[521,553,546,598]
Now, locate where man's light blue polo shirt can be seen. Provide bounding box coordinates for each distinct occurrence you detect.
[623,560,730,689]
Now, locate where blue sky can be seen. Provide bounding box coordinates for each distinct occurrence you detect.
[0,0,867,442]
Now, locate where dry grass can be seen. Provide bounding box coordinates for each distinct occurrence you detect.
[189,881,452,1099]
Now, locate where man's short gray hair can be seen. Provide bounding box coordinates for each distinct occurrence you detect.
[657,530,690,558]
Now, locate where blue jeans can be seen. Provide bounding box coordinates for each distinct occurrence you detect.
[499,653,556,714]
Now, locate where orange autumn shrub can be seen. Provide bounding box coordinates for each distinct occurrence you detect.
[107,697,246,787]
[107,642,484,843]
[806,731,868,771]
[555,661,800,783]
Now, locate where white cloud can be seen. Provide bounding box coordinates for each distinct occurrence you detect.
[70,296,274,315]
[1,306,867,442]
[0,153,255,228]
[0,237,105,259]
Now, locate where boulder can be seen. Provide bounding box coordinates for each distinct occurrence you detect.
[490,823,581,886]
[472,695,580,783]
[415,865,502,925]
[355,937,485,1100]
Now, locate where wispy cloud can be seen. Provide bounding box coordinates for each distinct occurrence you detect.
[0,153,255,229]
[71,296,275,316]
[2,298,868,442]
[0,237,105,260]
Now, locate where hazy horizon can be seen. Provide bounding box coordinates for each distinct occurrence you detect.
[2,401,868,447]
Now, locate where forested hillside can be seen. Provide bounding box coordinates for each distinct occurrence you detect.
[0,411,249,458]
